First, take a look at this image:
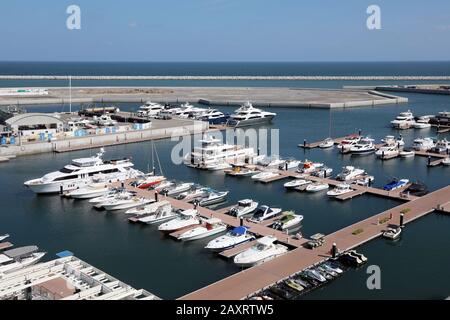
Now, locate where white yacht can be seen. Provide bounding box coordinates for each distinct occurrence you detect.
[337,136,361,153]
[184,136,255,169]
[102,197,153,211]
[272,212,303,230]
[381,135,405,147]
[0,246,46,274]
[284,179,311,189]
[88,190,134,205]
[24,149,134,194]
[412,137,435,151]
[375,145,400,159]
[198,191,229,206]
[176,103,207,119]
[66,183,110,199]
[125,200,171,216]
[349,137,376,155]
[177,218,227,241]
[251,170,280,181]
[305,182,329,192]
[205,226,255,252]
[227,102,276,127]
[136,203,177,225]
[319,138,334,149]
[165,183,195,196]
[158,209,200,233]
[229,199,258,217]
[297,159,324,174]
[137,101,164,118]
[280,159,302,171]
[249,205,282,223]
[391,110,415,129]
[336,166,365,181]
[327,184,353,197]
[431,139,450,154]
[233,236,288,267]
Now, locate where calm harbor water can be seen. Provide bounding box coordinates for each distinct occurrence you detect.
[1,90,449,299]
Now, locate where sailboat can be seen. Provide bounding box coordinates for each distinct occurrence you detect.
[135,141,166,189]
[319,110,334,148]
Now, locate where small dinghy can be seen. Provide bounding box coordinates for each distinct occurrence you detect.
[382,227,402,240]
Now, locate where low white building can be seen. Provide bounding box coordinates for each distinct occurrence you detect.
[5,113,64,138]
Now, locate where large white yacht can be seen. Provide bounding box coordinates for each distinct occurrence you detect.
[412,137,435,151]
[176,103,208,119]
[227,102,276,127]
[137,101,164,117]
[184,136,255,169]
[390,110,415,129]
[336,166,365,181]
[24,149,134,194]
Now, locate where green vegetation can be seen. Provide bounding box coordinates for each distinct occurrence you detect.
[352,228,364,235]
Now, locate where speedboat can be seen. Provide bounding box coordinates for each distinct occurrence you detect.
[229,199,258,217]
[375,145,400,159]
[163,183,195,196]
[319,138,334,149]
[158,209,200,233]
[322,262,343,274]
[137,101,164,117]
[353,175,375,187]
[349,137,376,155]
[431,139,450,154]
[227,102,276,127]
[88,189,133,204]
[381,135,405,147]
[134,202,176,224]
[135,175,166,189]
[177,188,208,202]
[266,157,286,168]
[310,167,333,178]
[399,149,415,158]
[0,246,46,274]
[251,171,280,181]
[390,110,415,129]
[233,236,288,267]
[224,165,260,177]
[336,166,365,181]
[249,205,282,223]
[66,183,110,199]
[413,121,431,129]
[382,227,402,240]
[304,269,327,283]
[125,200,171,215]
[327,184,353,197]
[24,148,134,194]
[337,135,361,153]
[279,159,301,171]
[412,137,435,151]
[102,197,153,211]
[383,179,409,191]
[284,279,305,292]
[198,191,229,206]
[401,181,428,197]
[0,234,10,242]
[305,182,329,193]
[153,180,175,192]
[443,157,450,166]
[205,226,255,251]
[199,109,230,125]
[284,179,311,189]
[177,218,227,241]
[272,211,303,230]
[297,159,324,174]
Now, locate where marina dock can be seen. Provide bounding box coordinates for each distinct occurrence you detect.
[298,134,358,149]
[180,185,450,300]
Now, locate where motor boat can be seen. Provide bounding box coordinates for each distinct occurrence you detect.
[95,114,117,126]
[24,148,135,194]
[205,226,255,251]
[204,161,232,171]
[382,227,402,240]
[251,170,280,181]
[88,189,134,205]
[323,262,343,274]
[174,102,206,118]
[327,184,353,197]
[375,145,400,159]
[135,203,177,225]
[102,197,153,211]
[284,279,305,293]
[304,269,327,283]
[443,157,450,166]
[353,175,375,187]
[233,236,288,267]
[163,183,195,196]
[431,139,450,154]
[390,110,415,129]
[272,211,303,230]
[158,209,200,233]
[265,156,286,168]
[0,246,46,274]
[229,199,258,217]
[401,181,428,197]
[137,101,164,118]
[337,135,361,153]
[349,137,376,155]
[199,109,230,124]
[284,179,311,189]
[412,137,435,151]
[399,149,415,158]
[227,102,276,127]
[0,234,10,242]
[383,179,409,191]
[297,159,324,174]
[249,205,282,223]
[413,121,431,129]
[177,218,227,241]
[305,182,329,193]
[381,135,405,147]
[125,200,171,216]
[319,138,334,149]
[198,191,229,206]
[66,183,110,199]
[310,167,332,179]
[184,136,255,169]
[224,165,260,177]
[153,180,175,192]
[279,159,301,171]
[336,166,365,181]
[177,188,208,202]
[135,175,166,189]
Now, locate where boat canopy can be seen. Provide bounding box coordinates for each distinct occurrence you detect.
[4,245,39,259]
[231,226,248,235]
[0,254,14,264]
[257,236,276,246]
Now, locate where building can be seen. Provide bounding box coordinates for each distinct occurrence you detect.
[4,113,64,138]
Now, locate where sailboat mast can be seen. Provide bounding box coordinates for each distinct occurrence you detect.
[69,75,72,113]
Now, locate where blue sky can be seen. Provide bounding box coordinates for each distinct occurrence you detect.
[0,0,450,61]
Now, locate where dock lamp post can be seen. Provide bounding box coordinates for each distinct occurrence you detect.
[155,190,159,202]
[400,213,405,228]
[331,243,338,258]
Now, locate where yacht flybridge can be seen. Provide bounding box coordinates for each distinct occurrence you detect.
[24,149,135,194]
[184,136,255,169]
[137,101,164,118]
[390,110,415,129]
[227,102,276,127]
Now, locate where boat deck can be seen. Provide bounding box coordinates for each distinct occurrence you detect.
[179,185,450,300]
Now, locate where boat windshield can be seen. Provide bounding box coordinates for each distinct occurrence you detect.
[252,209,266,218]
[60,167,79,174]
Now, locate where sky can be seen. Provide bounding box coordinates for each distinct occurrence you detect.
[0,0,450,62]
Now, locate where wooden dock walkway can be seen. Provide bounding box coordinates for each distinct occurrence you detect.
[335,189,366,201]
[298,134,358,149]
[219,241,257,259]
[179,185,450,300]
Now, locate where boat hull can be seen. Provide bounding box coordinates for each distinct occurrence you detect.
[227,115,275,128]
[178,226,227,241]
